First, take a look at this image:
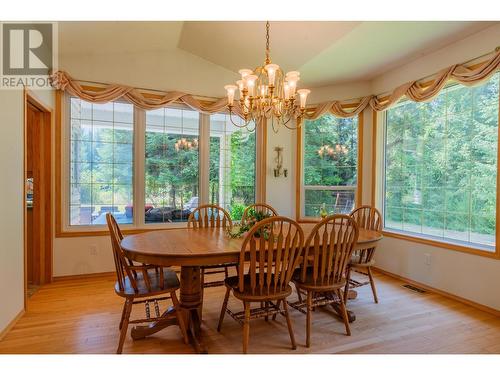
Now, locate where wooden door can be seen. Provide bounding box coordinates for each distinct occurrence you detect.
[25,94,52,287]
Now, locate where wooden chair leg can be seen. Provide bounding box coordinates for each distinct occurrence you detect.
[217,286,231,332]
[264,301,269,322]
[367,267,379,304]
[282,299,297,350]
[336,290,351,336]
[118,300,127,330]
[171,291,189,345]
[272,300,280,321]
[117,298,133,354]
[224,266,229,278]
[306,291,312,348]
[343,266,351,303]
[295,284,303,303]
[243,302,251,354]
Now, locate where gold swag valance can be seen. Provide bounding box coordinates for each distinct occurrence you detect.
[49,71,244,116]
[304,47,500,120]
[50,47,500,120]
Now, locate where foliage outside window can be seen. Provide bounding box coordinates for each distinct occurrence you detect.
[303,114,358,217]
[209,114,256,220]
[69,98,134,225]
[384,72,499,250]
[145,108,200,223]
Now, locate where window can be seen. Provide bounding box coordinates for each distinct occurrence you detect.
[383,72,499,250]
[63,95,262,232]
[209,114,256,220]
[302,114,358,217]
[145,108,200,223]
[69,98,134,225]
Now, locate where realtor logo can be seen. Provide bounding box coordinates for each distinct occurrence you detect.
[1,22,56,89]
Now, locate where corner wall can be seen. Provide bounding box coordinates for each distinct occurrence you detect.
[0,89,25,333]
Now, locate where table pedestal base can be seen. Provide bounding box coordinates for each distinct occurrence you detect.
[129,266,207,353]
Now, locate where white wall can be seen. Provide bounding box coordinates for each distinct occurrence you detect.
[265,123,296,218]
[0,89,25,332]
[60,50,238,99]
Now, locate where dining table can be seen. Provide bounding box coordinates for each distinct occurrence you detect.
[120,222,383,353]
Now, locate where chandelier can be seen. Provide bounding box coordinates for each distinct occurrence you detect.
[318,144,349,159]
[224,22,311,132]
[175,137,198,152]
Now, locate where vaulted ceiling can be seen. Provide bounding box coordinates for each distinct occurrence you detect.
[58,21,497,96]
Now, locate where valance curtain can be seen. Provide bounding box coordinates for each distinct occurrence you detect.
[49,70,244,116]
[50,48,500,120]
[305,47,500,119]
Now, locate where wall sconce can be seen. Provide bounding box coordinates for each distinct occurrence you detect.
[273,146,288,178]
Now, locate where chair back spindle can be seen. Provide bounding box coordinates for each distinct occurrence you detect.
[239,216,304,295]
[300,215,359,286]
[188,204,233,229]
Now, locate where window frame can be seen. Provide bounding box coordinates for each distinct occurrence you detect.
[296,112,363,221]
[378,78,500,259]
[56,91,263,236]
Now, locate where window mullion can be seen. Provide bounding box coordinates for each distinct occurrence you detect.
[134,107,146,228]
[199,113,210,205]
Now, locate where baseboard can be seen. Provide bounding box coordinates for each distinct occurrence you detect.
[52,267,182,282]
[0,309,25,341]
[52,271,115,282]
[373,267,500,317]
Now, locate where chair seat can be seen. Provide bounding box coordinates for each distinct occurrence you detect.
[292,268,346,291]
[225,274,292,301]
[115,267,180,297]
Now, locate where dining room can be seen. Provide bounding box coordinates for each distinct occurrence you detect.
[1,1,500,372]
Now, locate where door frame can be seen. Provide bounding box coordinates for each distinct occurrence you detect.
[24,89,53,305]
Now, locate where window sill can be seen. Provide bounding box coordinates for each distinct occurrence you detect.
[55,223,190,238]
[382,229,500,259]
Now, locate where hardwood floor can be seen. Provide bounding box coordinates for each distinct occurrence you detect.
[1,271,499,354]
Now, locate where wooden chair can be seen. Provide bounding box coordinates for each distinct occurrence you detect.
[291,215,359,347]
[217,216,304,353]
[345,206,382,304]
[240,203,278,226]
[188,204,236,291]
[106,213,188,354]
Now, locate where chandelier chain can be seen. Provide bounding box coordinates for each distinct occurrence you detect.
[265,21,270,64]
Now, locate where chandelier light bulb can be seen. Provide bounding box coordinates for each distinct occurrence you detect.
[265,63,280,86]
[297,89,311,109]
[238,69,253,80]
[283,82,290,99]
[236,80,245,94]
[224,84,238,106]
[244,74,258,96]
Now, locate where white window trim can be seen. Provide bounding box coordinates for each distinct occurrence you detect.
[379,104,497,253]
[61,93,261,233]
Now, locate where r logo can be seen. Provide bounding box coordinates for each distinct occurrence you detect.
[2,23,53,75]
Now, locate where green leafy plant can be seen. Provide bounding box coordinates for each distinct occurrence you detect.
[226,207,272,239]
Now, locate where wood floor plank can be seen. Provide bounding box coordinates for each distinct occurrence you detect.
[0,272,499,354]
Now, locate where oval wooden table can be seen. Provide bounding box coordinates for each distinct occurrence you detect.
[121,223,382,353]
